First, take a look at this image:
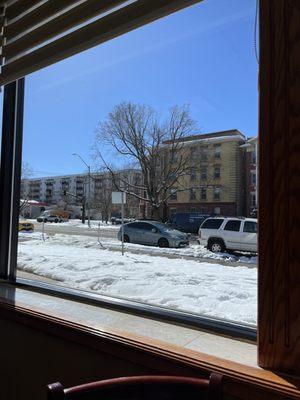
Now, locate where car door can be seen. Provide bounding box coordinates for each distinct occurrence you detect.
[240,220,258,252]
[126,222,145,244]
[142,223,160,245]
[222,220,242,250]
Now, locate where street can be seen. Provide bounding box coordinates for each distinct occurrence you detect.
[28,220,257,268]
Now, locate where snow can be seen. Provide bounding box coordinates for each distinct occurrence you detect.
[17,233,257,325]
[27,219,119,230]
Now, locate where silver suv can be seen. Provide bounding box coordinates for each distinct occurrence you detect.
[118,221,189,248]
[198,217,257,253]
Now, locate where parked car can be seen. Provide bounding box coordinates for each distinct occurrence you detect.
[19,219,34,232]
[170,213,211,233]
[198,217,257,253]
[117,220,189,248]
[37,210,69,223]
[111,217,135,225]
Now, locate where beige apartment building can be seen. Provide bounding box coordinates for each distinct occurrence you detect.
[163,130,246,217]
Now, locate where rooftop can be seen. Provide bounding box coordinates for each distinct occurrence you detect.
[163,129,246,145]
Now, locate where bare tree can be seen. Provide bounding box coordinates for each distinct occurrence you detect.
[95,102,196,219]
[20,162,33,217]
[92,173,113,223]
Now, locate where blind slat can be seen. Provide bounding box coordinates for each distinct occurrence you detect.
[0,0,201,86]
[5,0,39,20]
[3,0,125,61]
[5,0,79,37]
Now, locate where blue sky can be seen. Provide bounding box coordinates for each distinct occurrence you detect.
[3,0,258,177]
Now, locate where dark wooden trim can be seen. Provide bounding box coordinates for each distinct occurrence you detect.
[0,79,24,280]
[258,0,300,375]
[0,300,300,399]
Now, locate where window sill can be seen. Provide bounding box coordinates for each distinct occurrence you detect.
[0,283,300,399]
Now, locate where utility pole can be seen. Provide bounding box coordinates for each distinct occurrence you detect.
[72,153,91,228]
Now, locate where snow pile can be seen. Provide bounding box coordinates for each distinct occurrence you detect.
[17,234,257,325]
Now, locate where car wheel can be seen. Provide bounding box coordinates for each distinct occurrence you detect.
[123,234,130,243]
[54,218,59,223]
[44,219,47,223]
[158,238,169,248]
[208,239,225,253]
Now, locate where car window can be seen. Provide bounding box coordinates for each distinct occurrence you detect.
[201,219,224,229]
[243,221,257,233]
[127,222,141,229]
[141,223,153,231]
[224,220,241,231]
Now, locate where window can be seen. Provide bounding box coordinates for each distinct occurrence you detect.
[200,187,206,200]
[190,167,196,181]
[214,207,221,215]
[189,188,196,200]
[200,146,208,161]
[214,144,221,159]
[243,221,257,233]
[190,147,197,160]
[200,168,207,181]
[201,219,224,229]
[170,189,177,200]
[251,172,256,186]
[251,192,256,208]
[2,0,258,339]
[170,208,177,216]
[224,220,241,232]
[213,187,221,201]
[214,166,221,179]
[190,207,196,213]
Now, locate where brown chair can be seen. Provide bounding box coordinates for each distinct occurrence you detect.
[47,373,223,400]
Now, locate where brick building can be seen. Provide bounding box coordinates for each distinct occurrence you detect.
[163,130,247,217]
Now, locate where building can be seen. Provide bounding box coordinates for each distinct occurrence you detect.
[21,169,142,219]
[163,129,246,217]
[241,137,258,216]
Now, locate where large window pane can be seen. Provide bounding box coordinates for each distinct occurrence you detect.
[17,0,258,328]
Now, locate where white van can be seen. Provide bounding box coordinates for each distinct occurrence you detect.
[198,217,257,253]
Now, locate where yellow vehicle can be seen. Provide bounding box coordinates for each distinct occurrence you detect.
[19,219,34,232]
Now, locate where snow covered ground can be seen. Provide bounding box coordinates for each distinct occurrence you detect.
[28,219,119,230]
[17,233,257,325]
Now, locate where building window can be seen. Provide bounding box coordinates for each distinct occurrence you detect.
[200,187,207,200]
[214,165,221,179]
[252,151,256,164]
[170,188,177,200]
[251,192,256,208]
[200,145,208,161]
[170,208,177,216]
[190,146,197,160]
[200,168,207,180]
[214,144,221,159]
[190,207,196,213]
[251,172,256,186]
[189,188,196,200]
[190,167,196,181]
[214,187,221,201]
[214,207,221,215]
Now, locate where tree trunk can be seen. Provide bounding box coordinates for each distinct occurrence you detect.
[150,206,161,221]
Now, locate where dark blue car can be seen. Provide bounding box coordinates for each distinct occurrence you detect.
[170,213,211,234]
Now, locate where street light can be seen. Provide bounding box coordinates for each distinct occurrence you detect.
[72,153,91,228]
